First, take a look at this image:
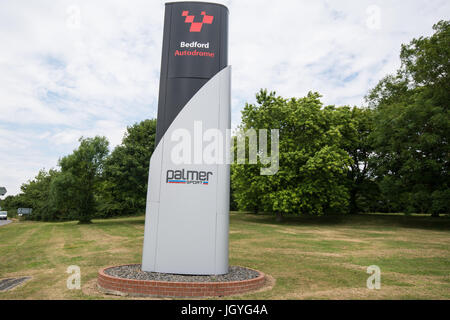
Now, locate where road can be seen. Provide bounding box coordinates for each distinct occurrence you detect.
[0,220,12,227]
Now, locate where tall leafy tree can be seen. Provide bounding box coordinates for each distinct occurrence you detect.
[13,169,60,221]
[232,90,352,217]
[54,136,109,223]
[99,119,157,216]
[367,20,450,216]
[336,107,378,214]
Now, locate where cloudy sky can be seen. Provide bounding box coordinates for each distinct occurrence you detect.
[0,0,449,196]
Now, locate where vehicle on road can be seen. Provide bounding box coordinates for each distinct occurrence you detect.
[0,211,7,220]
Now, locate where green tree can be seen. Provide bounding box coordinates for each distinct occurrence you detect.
[48,169,79,220]
[367,20,450,216]
[54,136,109,223]
[336,106,378,214]
[99,119,157,216]
[232,90,353,217]
[0,195,15,211]
[15,169,60,221]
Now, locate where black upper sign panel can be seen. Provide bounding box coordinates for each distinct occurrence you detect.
[155,2,229,145]
[168,3,225,78]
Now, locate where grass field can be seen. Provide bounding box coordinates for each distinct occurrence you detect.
[0,212,449,299]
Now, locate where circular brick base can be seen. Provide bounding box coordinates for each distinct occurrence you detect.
[97,265,265,297]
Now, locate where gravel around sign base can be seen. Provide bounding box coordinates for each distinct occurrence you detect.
[104,264,259,282]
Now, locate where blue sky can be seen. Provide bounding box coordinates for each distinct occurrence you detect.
[0,0,449,195]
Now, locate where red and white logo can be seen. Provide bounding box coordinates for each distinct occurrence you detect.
[181,11,214,32]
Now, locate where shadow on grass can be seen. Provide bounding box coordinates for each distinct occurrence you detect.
[234,212,450,231]
[92,215,145,226]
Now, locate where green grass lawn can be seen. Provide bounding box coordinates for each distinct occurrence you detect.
[0,212,449,299]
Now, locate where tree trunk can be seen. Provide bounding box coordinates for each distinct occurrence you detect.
[276,212,283,222]
[431,212,440,218]
[349,188,358,214]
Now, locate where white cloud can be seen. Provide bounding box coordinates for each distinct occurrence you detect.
[0,0,449,195]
